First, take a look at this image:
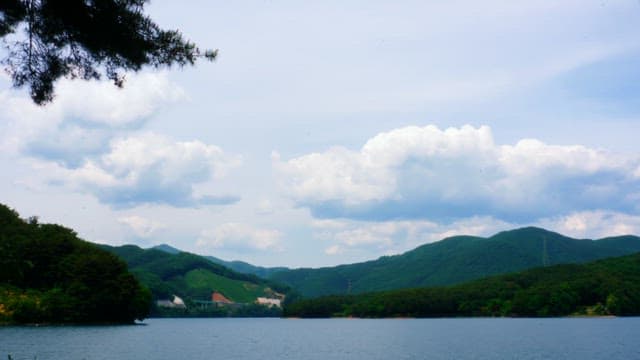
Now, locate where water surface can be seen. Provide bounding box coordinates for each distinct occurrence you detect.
[1,317,639,360]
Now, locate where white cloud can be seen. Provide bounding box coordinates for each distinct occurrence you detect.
[255,199,275,215]
[0,72,184,165]
[54,73,185,126]
[275,125,498,205]
[275,125,640,222]
[324,245,344,256]
[311,219,349,230]
[45,132,241,208]
[333,227,393,248]
[314,211,640,259]
[539,211,640,240]
[197,223,283,252]
[312,217,511,256]
[118,215,166,238]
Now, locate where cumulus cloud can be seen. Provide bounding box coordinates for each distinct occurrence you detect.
[118,215,166,238]
[0,72,243,209]
[46,132,241,208]
[54,73,185,126]
[275,125,640,222]
[197,223,283,252]
[0,72,184,165]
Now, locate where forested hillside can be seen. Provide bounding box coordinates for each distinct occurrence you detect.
[271,227,640,297]
[152,244,289,278]
[0,204,151,324]
[284,252,640,318]
[101,244,292,314]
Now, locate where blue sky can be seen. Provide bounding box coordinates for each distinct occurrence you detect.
[1,1,640,267]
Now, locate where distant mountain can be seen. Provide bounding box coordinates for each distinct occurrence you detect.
[101,244,291,307]
[284,252,640,318]
[204,257,290,279]
[151,243,181,255]
[270,227,640,298]
[151,244,289,278]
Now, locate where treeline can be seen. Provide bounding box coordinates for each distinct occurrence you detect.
[0,204,151,324]
[283,253,640,318]
[152,302,282,318]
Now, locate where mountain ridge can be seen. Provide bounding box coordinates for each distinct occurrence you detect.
[150,243,290,278]
[283,251,640,318]
[269,226,640,297]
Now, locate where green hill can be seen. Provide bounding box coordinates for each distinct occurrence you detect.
[151,243,289,279]
[101,244,290,307]
[0,204,150,324]
[271,227,640,297]
[151,243,181,254]
[205,257,289,279]
[284,252,640,318]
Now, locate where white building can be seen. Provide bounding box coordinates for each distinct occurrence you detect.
[256,297,281,307]
[157,294,187,309]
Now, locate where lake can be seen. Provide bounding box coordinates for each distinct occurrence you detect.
[1,317,639,360]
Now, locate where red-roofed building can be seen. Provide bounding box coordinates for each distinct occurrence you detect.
[212,291,233,304]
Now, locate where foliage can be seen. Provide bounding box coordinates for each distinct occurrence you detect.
[0,0,216,104]
[0,203,151,324]
[271,227,640,297]
[283,253,640,318]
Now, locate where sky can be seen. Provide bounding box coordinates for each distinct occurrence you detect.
[1,0,640,268]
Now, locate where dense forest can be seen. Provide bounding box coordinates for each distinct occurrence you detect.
[272,227,640,297]
[0,204,151,324]
[283,252,640,318]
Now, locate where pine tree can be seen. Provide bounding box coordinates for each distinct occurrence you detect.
[0,0,216,104]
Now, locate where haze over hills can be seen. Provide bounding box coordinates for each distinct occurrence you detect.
[268,227,640,297]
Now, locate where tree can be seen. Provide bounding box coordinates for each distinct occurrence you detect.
[0,203,152,324]
[0,0,216,104]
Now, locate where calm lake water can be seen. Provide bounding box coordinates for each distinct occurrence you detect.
[1,317,639,360]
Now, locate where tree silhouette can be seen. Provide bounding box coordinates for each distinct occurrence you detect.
[0,0,216,104]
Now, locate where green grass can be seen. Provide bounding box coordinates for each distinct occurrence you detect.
[183,269,269,303]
